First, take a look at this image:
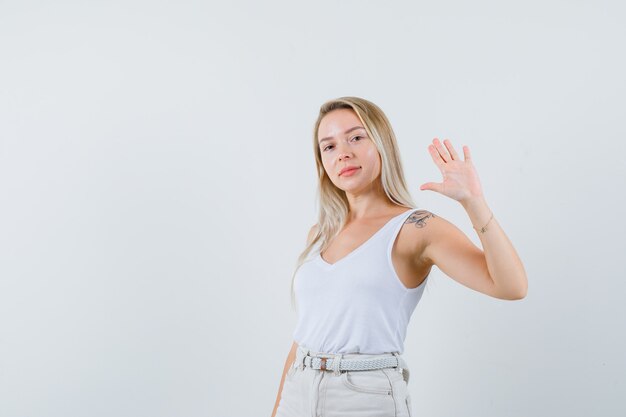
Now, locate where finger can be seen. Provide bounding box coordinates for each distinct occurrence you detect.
[427,144,445,168]
[444,139,459,160]
[433,138,449,163]
[420,182,442,193]
[463,145,472,161]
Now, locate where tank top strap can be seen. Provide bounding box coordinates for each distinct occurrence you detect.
[386,208,421,237]
[383,207,421,251]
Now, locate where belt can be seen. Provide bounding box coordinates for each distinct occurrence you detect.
[295,349,411,383]
[304,355,405,371]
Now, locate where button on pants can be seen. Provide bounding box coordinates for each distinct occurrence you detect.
[276,345,413,417]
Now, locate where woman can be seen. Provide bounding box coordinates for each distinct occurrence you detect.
[271,97,527,417]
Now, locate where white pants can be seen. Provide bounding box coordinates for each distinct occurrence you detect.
[276,345,413,417]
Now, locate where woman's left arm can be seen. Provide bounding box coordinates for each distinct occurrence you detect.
[419,138,528,300]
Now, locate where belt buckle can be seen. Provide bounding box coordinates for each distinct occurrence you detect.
[320,357,327,371]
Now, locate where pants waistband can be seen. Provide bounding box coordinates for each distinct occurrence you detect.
[293,345,411,384]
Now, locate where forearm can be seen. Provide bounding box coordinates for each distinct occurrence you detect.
[461,196,528,299]
[271,342,297,417]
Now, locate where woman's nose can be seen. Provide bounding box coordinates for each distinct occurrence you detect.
[334,140,354,161]
[337,145,352,160]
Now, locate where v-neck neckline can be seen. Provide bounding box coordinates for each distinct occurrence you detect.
[317,208,415,268]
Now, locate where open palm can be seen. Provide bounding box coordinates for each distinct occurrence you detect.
[420,138,484,204]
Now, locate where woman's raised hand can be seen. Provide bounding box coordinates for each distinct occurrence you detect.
[419,138,485,204]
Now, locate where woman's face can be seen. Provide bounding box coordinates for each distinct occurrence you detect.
[317,109,381,193]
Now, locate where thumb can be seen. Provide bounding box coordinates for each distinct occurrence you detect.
[420,182,442,192]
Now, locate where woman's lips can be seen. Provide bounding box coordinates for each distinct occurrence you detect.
[340,167,360,176]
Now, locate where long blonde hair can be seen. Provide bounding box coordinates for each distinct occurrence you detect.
[290,96,418,310]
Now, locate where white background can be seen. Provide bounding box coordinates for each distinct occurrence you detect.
[1,1,625,416]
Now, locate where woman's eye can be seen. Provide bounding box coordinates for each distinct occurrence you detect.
[322,136,363,152]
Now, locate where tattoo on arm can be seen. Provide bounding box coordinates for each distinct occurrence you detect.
[405,210,436,228]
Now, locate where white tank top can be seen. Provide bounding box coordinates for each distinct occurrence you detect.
[292,208,429,354]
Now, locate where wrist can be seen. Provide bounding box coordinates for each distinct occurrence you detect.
[460,195,487,210]
[460,196,493,232]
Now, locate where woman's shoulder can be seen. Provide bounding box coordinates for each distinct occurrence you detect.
[405,208,439,227]
[402,208,472,263]
[404,208,462,240]
[397,208,441,261]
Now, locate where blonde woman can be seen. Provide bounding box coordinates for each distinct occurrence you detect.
[271,97,527,417]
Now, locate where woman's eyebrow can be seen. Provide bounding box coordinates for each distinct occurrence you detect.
[319,126,365,144]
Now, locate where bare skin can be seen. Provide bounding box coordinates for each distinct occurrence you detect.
[271,108,528,416]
